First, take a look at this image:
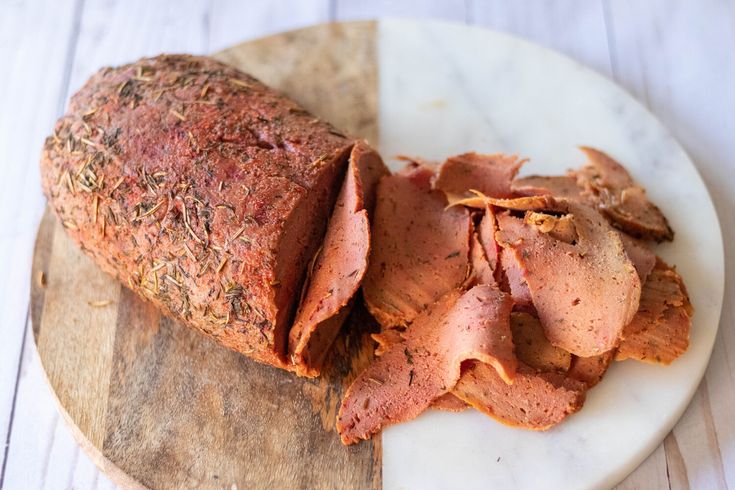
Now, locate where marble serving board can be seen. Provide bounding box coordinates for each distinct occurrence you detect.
[30,19,724,490]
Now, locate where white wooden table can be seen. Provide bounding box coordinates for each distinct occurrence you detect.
[1,1,732,488]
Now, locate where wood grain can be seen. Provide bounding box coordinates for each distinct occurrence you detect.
[30,21,380,490]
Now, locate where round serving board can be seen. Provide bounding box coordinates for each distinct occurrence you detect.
[31,19,724,490]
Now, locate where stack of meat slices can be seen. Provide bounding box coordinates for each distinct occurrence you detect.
[337,148,693,445]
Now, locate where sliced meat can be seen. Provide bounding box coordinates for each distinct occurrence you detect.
[362,164,471,327]
[511,312,571,372]
[371,328,403,357]
[567,352,614,388]
[434,153,525,200]
[499,248,533,309]
[512,175,582,200]
[337,285,515,444]
[289,142,389,376]
[616,258,692,364]
[477,205,499,271]
[618,232,656,284]
[574,147,673,241]
[496,202,641,356]
[431,393,468,412]
[525,211,578,244]
[453,362,586,430]
[468,231,496,286]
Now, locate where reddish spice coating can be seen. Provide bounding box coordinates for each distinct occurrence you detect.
[40,55,354,369]
[496,202,641,356]
[434,153,525,199]
[453,362,586,430]
[288,142,389,376]
[362,163,471,327]
[574,147,673,241]
[337,285,516,445]
[616,258,693,364]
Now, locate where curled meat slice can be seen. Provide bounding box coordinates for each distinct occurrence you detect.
[511,312,571,372]
[496,202,641,356]
[499,248,533,309]
[468,231,496,286]
[337,285,515,444]
[618,232,656,284]
[453,362,586,430]
[512,175,582,200]
[574,147,673,241]
[434,153,525,199]
[432,393,468,412]
[363,163,471,327]
[616,258,692,364]
[288,142,389,376]
[567,352,614,388]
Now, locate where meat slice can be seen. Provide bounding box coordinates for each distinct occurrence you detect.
[499,248,533,309]
[434,153,525,199]
[496,202,641,356]
[362,164,471,327]
[567,352,614,388]
[512,175,582,200]
[616,258,693,364]
[337,285,515,444]
[574,147,673,241]
[40,55,354,369]
[468,231,496,286]
[477,205,499,271]
[432,393,468,412]
[453,362,586,430]
[618,232,656,284]
[511,312,571,372]
[289,142,389,376]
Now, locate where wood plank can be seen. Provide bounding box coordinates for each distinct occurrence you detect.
[614,444,669,490]
[604,0,735,488]
[0,0,83,485]
[335,0,467,22]
[468,0,613,76]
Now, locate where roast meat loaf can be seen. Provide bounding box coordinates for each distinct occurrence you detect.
[40,54,382,372]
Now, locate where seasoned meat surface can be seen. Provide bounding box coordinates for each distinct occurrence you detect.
[40,55,354,369]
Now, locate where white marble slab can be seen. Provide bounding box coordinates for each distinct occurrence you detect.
[377,18,724,490]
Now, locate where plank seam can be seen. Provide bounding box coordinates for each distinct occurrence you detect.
[0,310,29,490]
[600,0,619,80]
[0,0,85,486]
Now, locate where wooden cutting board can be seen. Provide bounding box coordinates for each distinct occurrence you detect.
[31,21,381,490]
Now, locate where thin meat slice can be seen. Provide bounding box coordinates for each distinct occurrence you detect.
[574,147,673,241]
[511,312,571,372]
[525,211,578,244]
[453,362,586,430]
[619,232,656,284]
[372,328,403,357]
[499,248,533,309]
[468,231,496,286]
[288,142,389,376]
[432,393,468,412]
[337,285,515,444]
[512,175,582,200]
[567,352,614,388]
[434,153,526,200]
[616,258,693,364]
[363,164,471,327]
[496,202,641,356]
[477,205,499,271]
